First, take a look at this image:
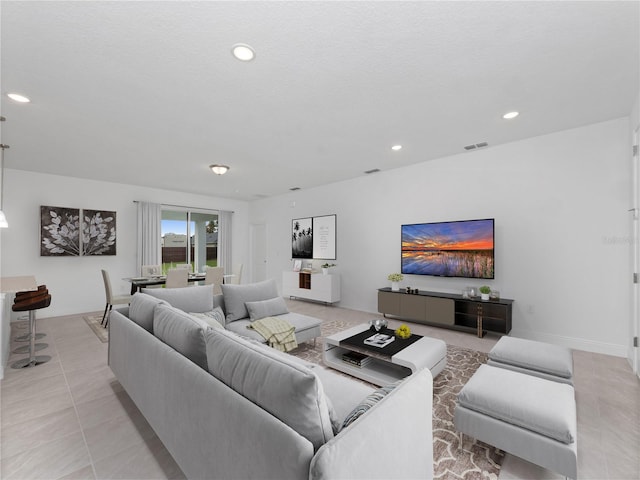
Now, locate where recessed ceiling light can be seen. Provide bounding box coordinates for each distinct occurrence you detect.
[391,145,402,151]
[503,111,519,119]
[209,164,230,175]
[7,93,30,103]
[231,44,255,61]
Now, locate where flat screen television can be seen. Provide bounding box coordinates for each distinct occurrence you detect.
[401,218,494,279]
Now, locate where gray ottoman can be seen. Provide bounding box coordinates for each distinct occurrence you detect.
[488,336,573,384]
[454,364,577,479]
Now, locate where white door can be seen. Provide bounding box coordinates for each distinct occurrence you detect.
[633,128,639,378]
[250,224,267,283]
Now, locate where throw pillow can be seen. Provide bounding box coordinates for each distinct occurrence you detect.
[142,284,214,313]
[221,279,279,323]
[340,381,401,431]
[189,306,225,329]
[245,296,289,321]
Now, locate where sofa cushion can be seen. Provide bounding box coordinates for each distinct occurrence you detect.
[204,328,334,450]
[189,307,225,329]
[221,279,279,323]
[128,292,168,333]
[142,284,214,313]
[225,319,267,343]
[245,296,289,321]
[153,303,208,369]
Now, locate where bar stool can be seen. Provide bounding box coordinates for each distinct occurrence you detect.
[11,289,52,369]
[14,285,48,343]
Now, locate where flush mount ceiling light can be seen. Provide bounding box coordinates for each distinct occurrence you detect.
[231,43,255,61]
[503,111,519,119]
[209,164,230,175]
[7,93,30,103]
[391,145,402,151]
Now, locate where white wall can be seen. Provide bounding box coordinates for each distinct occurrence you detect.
[0,171,249,318]
[250,117,631,356]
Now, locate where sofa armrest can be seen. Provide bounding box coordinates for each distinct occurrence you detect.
[309,368,433,480]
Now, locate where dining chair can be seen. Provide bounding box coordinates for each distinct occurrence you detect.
[165,268,189,288]
[141,264,162,276]
[101,270,133,327]
[205,266,224,294]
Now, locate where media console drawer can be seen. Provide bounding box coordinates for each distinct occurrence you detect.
[377,288,513,337]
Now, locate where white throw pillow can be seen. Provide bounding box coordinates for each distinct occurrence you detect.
[189,306,225,329]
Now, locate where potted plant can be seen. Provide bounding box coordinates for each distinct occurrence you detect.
[479,285,491,301]
[321,263,336,275]
[388,273,403,291]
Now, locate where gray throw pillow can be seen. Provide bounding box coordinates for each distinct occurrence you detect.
[341,381,401,431]
[128,292,168,333]
[245,296,289,321]
[153,303,208,369]
[142,284,214,313]
[221,279,279,323]
[189,306,226,329]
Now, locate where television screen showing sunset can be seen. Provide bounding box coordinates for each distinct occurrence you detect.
[401,219,494,279]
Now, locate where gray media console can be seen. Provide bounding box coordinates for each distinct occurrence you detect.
[377,288,513,337]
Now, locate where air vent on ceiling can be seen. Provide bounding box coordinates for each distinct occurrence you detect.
[464,142,489,151]
[364,168,380,174]
[289,187,301,191]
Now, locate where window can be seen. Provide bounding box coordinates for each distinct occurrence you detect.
[161,208,218,273]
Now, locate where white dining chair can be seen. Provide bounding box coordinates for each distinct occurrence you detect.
[165,268,189,288]
[205,266,224,294]
[228,263,243,284]
[101,270,133,326]
[175,263,192,273]
[141,264,162,276]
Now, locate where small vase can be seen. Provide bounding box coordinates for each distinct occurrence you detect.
[322,268,328,275]
[481,293,490,301]
[391,281,399,291]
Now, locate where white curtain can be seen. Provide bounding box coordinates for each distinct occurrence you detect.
[136,201,162,274]
[218,210,233,275]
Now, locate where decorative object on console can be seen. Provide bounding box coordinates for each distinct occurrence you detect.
[388,272,403,291]
[395,324,412,339]
[321,263,336,275]
[479,285,491,301]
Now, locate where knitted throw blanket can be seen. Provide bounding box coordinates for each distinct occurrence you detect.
[249,316,298,352]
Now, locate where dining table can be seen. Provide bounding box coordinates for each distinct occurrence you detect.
[126,274,206,295]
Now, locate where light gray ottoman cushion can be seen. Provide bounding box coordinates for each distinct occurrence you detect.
[457,364,576,444]
[488,336,573,384]
[225,312,322,345]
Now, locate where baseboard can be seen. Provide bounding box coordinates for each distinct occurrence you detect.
[509,329,628,357]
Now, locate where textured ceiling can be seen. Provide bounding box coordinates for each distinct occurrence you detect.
[1,1,638,201]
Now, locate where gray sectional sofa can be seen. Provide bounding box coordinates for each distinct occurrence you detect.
[108,282,434,479]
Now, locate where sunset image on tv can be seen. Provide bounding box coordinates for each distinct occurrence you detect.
[401,219,494,279]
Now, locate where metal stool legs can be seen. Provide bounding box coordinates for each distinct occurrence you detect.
[11,310,51,369]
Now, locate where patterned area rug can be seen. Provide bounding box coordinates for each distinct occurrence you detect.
[288,320,504,479]
[84,314,108,343]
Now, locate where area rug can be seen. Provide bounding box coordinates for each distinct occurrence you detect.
[84,314,108,343]
[288,322,505,479]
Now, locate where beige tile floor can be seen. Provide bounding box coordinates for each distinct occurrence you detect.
[0,299,638,480]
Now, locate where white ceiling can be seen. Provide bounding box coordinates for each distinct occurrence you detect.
[1,1,638,201]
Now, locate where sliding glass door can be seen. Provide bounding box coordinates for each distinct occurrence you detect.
[161,208,218,274]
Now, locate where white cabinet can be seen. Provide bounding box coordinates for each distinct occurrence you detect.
[282,271,341,304]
